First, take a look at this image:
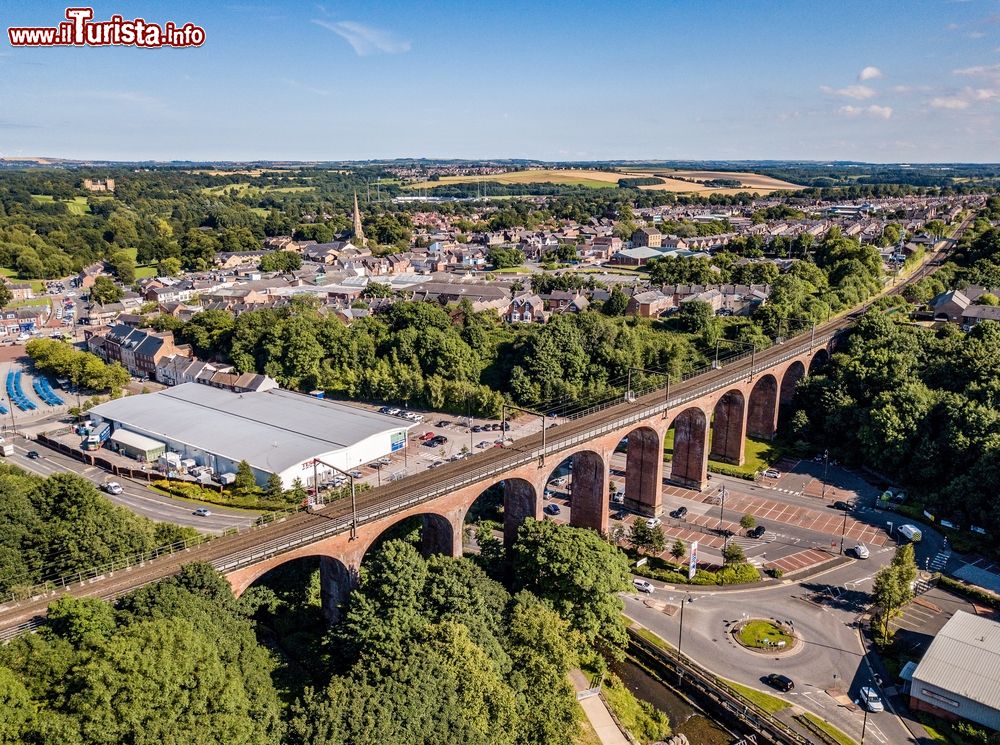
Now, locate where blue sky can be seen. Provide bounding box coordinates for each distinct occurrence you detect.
[1,0,999,162]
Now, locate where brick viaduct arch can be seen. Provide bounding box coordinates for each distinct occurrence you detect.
[224,344,832,620]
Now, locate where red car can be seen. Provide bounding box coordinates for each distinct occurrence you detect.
[418,432,435,441]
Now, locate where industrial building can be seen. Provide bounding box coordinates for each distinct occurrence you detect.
[88,383,414,487]
[907,611,1000,732]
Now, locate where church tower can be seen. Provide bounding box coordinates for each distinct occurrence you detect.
[352,191,366,246]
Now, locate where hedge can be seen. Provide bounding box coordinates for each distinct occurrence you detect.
[938,575,1000,609]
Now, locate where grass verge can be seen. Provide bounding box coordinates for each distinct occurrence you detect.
[719,679,789,714]
[736,619,794,649]
[796,712,857,745]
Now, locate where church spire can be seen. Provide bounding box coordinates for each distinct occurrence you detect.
[352,191,366,246]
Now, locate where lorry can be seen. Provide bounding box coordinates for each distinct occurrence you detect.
[82,423,111,451]
[0,444,14,457]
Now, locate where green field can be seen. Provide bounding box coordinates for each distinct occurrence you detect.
[0,268,47,294]
[31,195,92,215]
[200,183,316,196]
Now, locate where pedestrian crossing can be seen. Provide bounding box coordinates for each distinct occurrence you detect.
[928,547,951,573]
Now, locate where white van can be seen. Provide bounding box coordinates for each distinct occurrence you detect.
[898,524,922,543]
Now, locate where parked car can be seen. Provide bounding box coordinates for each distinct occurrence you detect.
[435,435,448,444]
[477,441,490,449]
[860,686,884,712]
[193,507,211,517]
[544,489,554,500]
[385,408,400,416]
[472,424,483,432]
[766,674,795,692]
[611,491,625,505]
[645,517,662,529]
[611,510,626,521]
[436,420,450,427]
[833,500,853,512]
[419,432,435,441]
[490,423,501,431]
[552,476,568,486]
[543,504,561,516]
[763,468,781,479]
[748,524,766,539]
[349,470,363,478]
[852,543,870,559]
[669,506,688,519]
[102,481,124,495]
[632,579,654,594]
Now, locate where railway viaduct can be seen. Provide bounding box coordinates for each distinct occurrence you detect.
[219,338,833,620]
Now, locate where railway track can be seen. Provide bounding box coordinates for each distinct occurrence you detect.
[0,223,966,639]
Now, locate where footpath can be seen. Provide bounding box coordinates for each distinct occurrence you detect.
[570,669,632,745]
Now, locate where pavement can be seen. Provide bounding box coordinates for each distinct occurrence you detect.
[569,670,631,745]
[3,437,256,534]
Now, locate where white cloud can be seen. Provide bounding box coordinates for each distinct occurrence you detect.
[282,78,331,97]
[821,84,877,100]
[954,63,1000,80]
[311,19,411,56]
[966,31,986,39]
[838,104,893,119]
[930,96,971,109]
[858,66,883,81]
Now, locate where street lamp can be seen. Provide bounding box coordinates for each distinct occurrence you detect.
[719,484,729,548]
[309,457,359,540]
[860,704,869,745]
[820,449,830,502]
[713,338,757,382]
[676,595,694,684]
[502,402,547,465]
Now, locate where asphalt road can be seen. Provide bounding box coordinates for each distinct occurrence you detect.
[623,553,914,744]
[4,440,256,534]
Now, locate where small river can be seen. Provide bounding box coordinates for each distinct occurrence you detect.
[611,658,733,744]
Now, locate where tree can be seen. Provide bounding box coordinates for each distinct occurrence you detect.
[288,478,308,505]
[259,250,302,273]
[674,300,715,334]
[263,473,284,502]
[722,542,746,565]
[627,520,664,555]
[0,283,12,310]
[107,250,137,285]
[487,246,525,269]
[156,257,182,277]
[670,539,686,561]
[233,460,258,496]
[514,519,630,653]
[89,275,123,305]
[872,556,913,642]
[362,281,393,298]
[602,285,628,316]
[740,514,757,531]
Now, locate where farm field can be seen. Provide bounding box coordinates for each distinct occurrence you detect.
[409,167,802,194]
[407,168,624,190]
[620,168,802,194]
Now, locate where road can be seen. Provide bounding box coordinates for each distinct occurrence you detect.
[623,553,913,744]
[4,439,256,534]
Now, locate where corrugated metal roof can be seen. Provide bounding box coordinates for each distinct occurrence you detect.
[109,428,166,452]
[912,611,1000,711]
[91,383,413,475]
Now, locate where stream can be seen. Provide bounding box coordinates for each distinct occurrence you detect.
[611,658,733,744]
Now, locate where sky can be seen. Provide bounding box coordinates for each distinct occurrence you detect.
[1,0,999,162]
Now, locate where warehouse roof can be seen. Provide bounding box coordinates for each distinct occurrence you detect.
[912,611,1000,711]
[90,383,412,475]
[109,428,165,452]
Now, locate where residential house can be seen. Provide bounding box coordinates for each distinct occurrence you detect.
[631,227,662,248]
[87,324,190,379]
[77,262,109,289]
[930,290,971,321]
[543,290,589,314]
[4,281,33,302]
[626,290,674,318]
[961,304,1000,329]
[504,293,548,323]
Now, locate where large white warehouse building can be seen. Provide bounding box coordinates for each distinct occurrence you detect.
[88,383,414,487]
